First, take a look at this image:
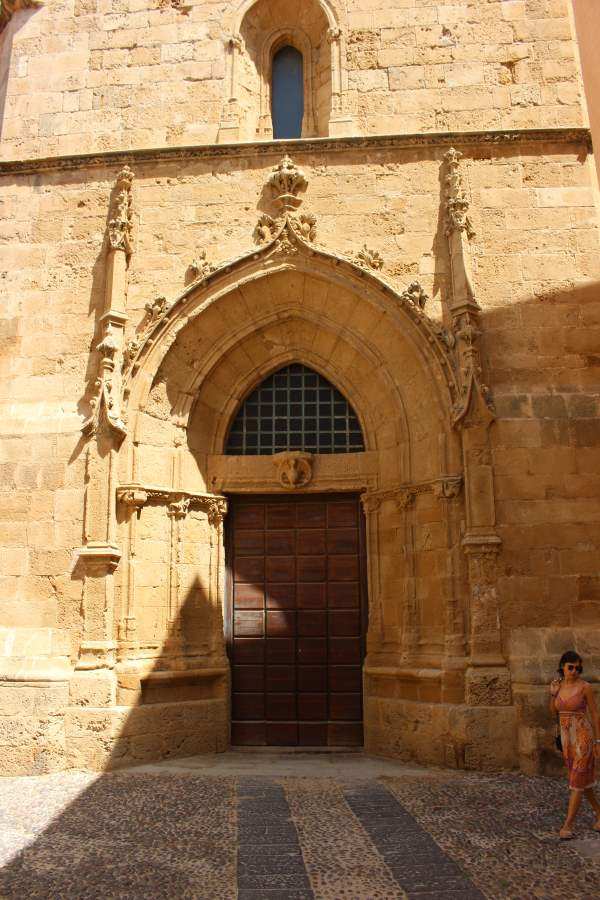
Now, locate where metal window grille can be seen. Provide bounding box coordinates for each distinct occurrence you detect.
[225,364,365,455]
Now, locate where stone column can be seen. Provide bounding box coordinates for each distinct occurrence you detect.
[165,495,190,657]
[116,487,147,659]
[360,492,388,663]
[206,497,229,662]
[395,489,419,663]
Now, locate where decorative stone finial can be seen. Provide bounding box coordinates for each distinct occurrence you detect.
[444,148,474,239]
[268,156,308,212]
[108,165,135,255]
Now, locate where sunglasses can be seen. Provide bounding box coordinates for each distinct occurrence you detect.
[565,663,582,672]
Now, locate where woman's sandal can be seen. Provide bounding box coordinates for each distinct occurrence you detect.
[559,827,574,840]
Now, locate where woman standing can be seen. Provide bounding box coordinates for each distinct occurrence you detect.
[550,650,600,839]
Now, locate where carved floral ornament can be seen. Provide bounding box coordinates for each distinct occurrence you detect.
[94,153,498,443]
[117,484,228,523]
[361,475,463,514]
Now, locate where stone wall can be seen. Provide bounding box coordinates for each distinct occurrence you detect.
[0,0,588,160]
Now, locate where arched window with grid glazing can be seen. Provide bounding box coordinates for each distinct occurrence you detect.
[225,364,365,455]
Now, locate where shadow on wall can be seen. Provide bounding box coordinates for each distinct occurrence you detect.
[0,578,230,894]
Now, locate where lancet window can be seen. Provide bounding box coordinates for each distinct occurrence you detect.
[225,364,365,455]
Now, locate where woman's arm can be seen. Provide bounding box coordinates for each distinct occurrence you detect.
[549,678,561,714]
[584,683,600,740]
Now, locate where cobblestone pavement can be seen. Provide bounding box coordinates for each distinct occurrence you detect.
[1,752,600,899]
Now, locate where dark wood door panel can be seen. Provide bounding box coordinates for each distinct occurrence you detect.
[234,583,265,609]
[297,530,327,555]
[234,610,264,637]
[266,530,295,555]
[228,493,366,747]
[265,584,296,608]
[266,610,295,637]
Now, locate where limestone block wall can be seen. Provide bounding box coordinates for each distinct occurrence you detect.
[1,133,600,774]
[0,0,588,160]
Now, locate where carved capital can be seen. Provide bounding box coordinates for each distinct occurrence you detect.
[206,496,228,526]
[228,33,243,51]
[360,492,381,515]
[274,451,313,489]
[117,486,148,510]
[433,475,463,500]
[168,496,190,519]
[327,26,341,43]
[395,489,416,511]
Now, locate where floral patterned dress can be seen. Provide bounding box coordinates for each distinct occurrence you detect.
[556,681,595,791]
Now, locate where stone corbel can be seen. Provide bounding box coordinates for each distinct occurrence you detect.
[75,543,121,673]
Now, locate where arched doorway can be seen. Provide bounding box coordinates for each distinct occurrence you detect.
[224,363,368,746]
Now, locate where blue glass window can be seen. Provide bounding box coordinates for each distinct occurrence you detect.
[225,364,365,455]
[272,45,304,140]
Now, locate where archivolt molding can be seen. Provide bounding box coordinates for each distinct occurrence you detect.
[121,156,461,435]
[227,0,340,34]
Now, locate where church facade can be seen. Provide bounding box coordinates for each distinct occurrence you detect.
[1,0,599,776]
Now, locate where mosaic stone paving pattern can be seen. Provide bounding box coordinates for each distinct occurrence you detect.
[1,758,600,898]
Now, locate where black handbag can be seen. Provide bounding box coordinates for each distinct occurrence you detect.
[555,718,563,753]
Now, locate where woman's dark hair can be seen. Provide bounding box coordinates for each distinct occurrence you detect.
[558,650,583,676]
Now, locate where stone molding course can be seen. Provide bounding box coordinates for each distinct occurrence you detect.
[0,128,591,177]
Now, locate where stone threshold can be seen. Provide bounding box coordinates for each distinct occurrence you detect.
[0,126,592,177]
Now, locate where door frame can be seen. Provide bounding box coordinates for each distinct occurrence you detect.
[224,491,369,745]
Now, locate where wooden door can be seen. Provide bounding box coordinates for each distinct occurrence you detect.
[227,494,367,747]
